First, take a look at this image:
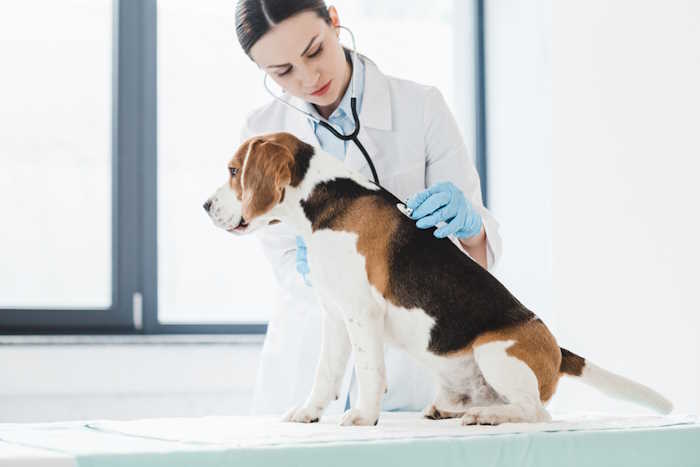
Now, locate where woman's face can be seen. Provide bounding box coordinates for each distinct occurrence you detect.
[249,8,350,112]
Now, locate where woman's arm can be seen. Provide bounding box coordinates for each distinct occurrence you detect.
[421,86,502,270]
[459,225,487,269]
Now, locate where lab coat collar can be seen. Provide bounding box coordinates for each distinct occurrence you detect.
[359,54,392,131]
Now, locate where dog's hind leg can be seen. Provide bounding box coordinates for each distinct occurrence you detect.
[462,340,551,425]
[423,372,504,420]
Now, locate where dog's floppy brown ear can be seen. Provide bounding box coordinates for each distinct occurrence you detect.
[241,140,294,221]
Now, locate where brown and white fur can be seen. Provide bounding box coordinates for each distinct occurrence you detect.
[204,132,673,426]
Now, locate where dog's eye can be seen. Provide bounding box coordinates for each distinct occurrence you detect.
[229,167,238,177]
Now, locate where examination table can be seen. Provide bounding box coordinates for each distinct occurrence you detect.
[1,412,698,467]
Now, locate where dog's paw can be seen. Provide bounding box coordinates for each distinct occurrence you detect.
[460,405,533,426]
[281,406,322,423]
[423,404,451,420]
[422,404,440,420]
[339,408,379,426]
[423,404,464,420]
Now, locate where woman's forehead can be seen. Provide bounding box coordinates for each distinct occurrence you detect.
[249,11,328,67]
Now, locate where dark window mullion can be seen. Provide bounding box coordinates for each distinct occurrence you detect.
[475,0,488,208]
[115,0,153,334]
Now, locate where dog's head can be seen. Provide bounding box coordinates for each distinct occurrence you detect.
[203,132,310,235]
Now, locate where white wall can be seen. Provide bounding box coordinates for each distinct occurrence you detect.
[487,0,699,414]
[0,342,261,422]
[485,1,553,318]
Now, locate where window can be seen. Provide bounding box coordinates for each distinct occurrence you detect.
[1,0,484,334]
[0,1,112,309]
[0,0,131,332]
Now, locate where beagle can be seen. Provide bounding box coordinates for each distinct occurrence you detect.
[204,132,672,426]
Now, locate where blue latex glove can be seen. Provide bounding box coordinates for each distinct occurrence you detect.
[406,181,483,239]
[295,235,312,287]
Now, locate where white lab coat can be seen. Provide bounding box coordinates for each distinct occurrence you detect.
[243,54,502,416]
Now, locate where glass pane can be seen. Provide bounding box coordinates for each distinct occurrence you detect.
[0,0,112,309]
[157,0,460,323]
[157,0,274,323]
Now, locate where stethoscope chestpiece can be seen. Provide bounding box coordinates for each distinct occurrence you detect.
[395,202,413,218]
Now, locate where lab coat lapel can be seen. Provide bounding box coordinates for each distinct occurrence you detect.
[344,126,378,177]
[284,95,321,147]
[344,56,392,180]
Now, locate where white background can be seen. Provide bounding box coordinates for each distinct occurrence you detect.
[487,0,699,414]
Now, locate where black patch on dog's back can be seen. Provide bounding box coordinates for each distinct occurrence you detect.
[300,177,386,230]
[387,222,534,354]
[301,178,534,355]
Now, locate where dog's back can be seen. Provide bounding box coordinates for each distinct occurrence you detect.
[302,176,536,355]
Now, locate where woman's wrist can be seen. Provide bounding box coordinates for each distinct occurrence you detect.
[459,225,488,269]
[459,224,486,248]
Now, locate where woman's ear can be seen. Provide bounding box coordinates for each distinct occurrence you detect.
[327,6,340,31]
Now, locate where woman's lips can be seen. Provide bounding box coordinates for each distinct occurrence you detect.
[310,80,331,97]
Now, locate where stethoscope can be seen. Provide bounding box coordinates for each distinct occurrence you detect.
[262,26,380,186]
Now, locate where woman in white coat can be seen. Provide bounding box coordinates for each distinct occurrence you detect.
[234,0,503,416]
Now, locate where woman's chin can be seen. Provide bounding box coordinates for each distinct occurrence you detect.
[310,95,342,115]
[310,85,340,106]
[309,94,335,107]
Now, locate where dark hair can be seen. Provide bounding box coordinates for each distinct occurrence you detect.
[235,0,332,57]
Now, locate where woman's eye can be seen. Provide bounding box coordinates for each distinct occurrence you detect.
[308,45,323,58]
[275,46,322,77]
[229,167,238,177]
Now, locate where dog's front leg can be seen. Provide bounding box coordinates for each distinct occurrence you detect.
[282,302,351,423]
[340,305,386,426]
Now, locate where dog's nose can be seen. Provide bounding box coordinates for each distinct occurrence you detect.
[203,199,213,212]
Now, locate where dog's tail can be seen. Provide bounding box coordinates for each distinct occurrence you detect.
[559,347,673,414]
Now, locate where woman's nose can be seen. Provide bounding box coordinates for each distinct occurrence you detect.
[300,67,321,89]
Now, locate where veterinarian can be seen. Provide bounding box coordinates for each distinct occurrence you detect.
[235,0,503,416]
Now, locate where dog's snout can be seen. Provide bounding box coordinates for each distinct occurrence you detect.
[203,199,213,213]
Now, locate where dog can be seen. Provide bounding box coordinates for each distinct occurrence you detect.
[204,131,672,426]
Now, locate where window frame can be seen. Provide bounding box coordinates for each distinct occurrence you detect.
[0,0,133,334]
[0,0,484,336]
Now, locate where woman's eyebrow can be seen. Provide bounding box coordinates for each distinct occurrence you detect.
[267,34,319,68]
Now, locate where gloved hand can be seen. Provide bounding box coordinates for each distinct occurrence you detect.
[406,181,483,239]
[295,235,312,287]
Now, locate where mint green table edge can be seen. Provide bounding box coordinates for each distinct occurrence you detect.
[74,424,700,467]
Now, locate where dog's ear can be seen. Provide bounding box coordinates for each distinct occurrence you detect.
[241,140,294,221]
